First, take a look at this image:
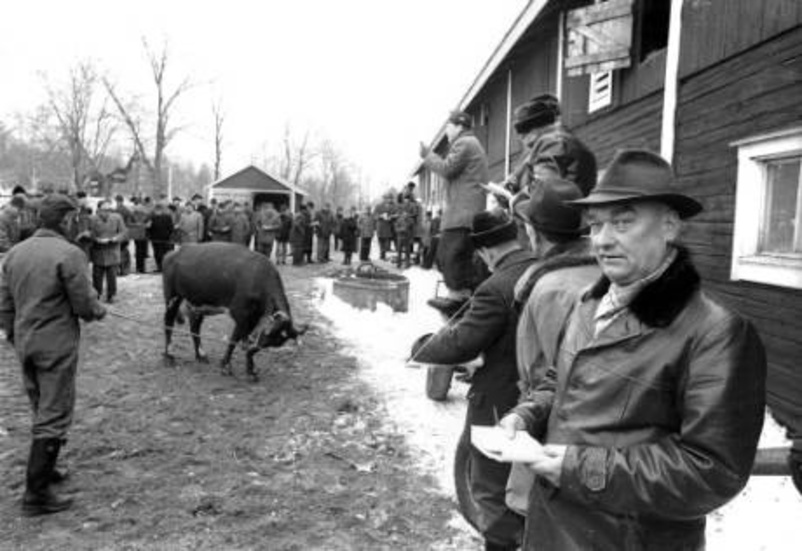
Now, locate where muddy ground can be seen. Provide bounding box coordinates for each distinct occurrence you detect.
[0,259,479,550]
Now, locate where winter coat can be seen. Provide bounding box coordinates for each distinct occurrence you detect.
[0,229,103,360]
[357,213,376,238]
[128,204,151,241]
[315,209,336,238]
[289,212,308,250]
[253,207,281,246]
[148,211,174,243]
[507,122,597,197]
[90,212,127,266]
[374,201,396,239]
[513,247,767,551]
[277,211,292,242]
[230,212,252,247]
[416,248,538,426]
[340,216,358,253]
[422,129,488,230]
[176,210,204,244]
[207,210,232,242]
[0,206,21,253]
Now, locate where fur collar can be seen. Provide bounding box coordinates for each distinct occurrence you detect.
[586,246,700,328]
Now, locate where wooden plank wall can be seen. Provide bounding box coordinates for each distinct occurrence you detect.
[572,91,664,167]
[680,0,802,78]
[675,25,802,432]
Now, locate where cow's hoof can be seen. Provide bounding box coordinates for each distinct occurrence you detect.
[196,354,209,364]
[163,353,176,367]
[219,364,233,377]
[247,372,259,383]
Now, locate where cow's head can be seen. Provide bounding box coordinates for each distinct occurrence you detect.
[249,311,309,352]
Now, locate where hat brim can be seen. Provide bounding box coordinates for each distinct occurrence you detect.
[568,192,703,219]
[513,198,588,236]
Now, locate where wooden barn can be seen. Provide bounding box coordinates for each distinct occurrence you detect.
[416,0,802,437]
[208,165,307,212]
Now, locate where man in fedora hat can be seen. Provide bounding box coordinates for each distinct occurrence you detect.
[500,149,766,550]
[411,208,536,551]
[0,193,107,516]
[502,94,597,200]
[420,110,488,315]
[503,178,600,517]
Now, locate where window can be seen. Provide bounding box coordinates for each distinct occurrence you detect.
[588,70,614,113]
[638,0,670,62]
[731,127,802,289]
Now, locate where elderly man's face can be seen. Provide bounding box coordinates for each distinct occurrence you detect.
[586,202,680,286]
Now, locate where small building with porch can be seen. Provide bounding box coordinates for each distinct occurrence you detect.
[208,165,307,212]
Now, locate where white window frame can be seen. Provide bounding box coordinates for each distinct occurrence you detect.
[730,126,802,289]
[588,70,613,113]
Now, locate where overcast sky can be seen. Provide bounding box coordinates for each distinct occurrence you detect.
[1,0,528,195]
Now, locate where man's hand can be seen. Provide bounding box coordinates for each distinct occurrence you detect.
[419,141,430,158]
[499,412,526,439]
[528,444,567,487]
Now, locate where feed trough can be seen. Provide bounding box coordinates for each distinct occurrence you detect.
[332,262,409,313]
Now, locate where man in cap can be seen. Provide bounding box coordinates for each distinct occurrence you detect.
[500,149,766,550]
[411,209,537,551]
[503,178,600,516]
[503,94,597,199]
[0,193,107,516]
[420,110,489,315]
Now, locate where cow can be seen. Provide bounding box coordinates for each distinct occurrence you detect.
[162,242,308,381]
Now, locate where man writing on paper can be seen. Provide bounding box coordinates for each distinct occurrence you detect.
[411,209,536,551]
[500,150,766,550]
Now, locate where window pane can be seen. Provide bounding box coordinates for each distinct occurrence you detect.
[760,159,801,254]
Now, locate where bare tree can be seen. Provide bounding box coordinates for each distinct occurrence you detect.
[104,38,192,194]
[279,123,316,187]
[45,61,117,190]
[212,98,225,181]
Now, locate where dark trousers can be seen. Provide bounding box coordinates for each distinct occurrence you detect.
[134,240,149,273]
[292,245,305,266]
[343,251,353,265]
[256,240,275,259]
[378,237,392,260]
[119,242,131,276]
[152,242,173,272]
[92,264,117,300]
[317,235,331,262]
[437,229,477,291]
[359,237,372,261]
[396,233,412,267]
[276,241,288,264]
[22,348,78,440]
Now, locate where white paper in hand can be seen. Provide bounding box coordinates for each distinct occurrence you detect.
[471,425,544,463]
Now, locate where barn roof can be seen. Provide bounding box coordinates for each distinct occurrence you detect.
[210,165,306,195]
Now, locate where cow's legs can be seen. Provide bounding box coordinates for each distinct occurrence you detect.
[245,349,259,382]
[188,311,208,363]
[220,324,250,377]
[163,296,183,365]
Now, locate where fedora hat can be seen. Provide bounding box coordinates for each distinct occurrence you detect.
[513,93,560,134]
[514,178,587,236]
[569,149,702,219]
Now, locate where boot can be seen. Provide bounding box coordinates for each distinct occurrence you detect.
[22,438,73,517]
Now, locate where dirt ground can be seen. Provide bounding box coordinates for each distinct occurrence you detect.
[0,258,478,550]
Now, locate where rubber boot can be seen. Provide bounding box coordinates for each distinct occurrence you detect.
[22,438,73,516]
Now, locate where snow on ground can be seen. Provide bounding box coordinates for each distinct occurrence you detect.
[316,264,802,549]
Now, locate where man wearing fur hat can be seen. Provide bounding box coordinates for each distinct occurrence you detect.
[420,110,488,315]
[411,209,537,551]
[0,194,107,516]
[503,94,597,199]
[500,150,766,550]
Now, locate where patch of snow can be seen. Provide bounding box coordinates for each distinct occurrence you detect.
[316,265,802,549]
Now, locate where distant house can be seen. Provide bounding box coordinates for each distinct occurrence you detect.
[208,165,307,211]
[416,0,802,436]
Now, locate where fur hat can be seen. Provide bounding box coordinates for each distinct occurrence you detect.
[513,93,560,134]
[448,110,472,129]
[38,193,77,225]
[470,209,518,248]
[515,178,587,237]
[569,149,702,219]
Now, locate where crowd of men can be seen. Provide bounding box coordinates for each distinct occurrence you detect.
[0,91,771,551]
[412,95,767,551]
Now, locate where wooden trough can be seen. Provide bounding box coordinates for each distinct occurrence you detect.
[332,262,410,313]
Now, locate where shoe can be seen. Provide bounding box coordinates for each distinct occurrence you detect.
[21,439,73,517]
[106,296,115,304]
[426,297,469,319]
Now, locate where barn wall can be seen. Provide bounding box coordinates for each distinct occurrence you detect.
[674,25,802,430]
